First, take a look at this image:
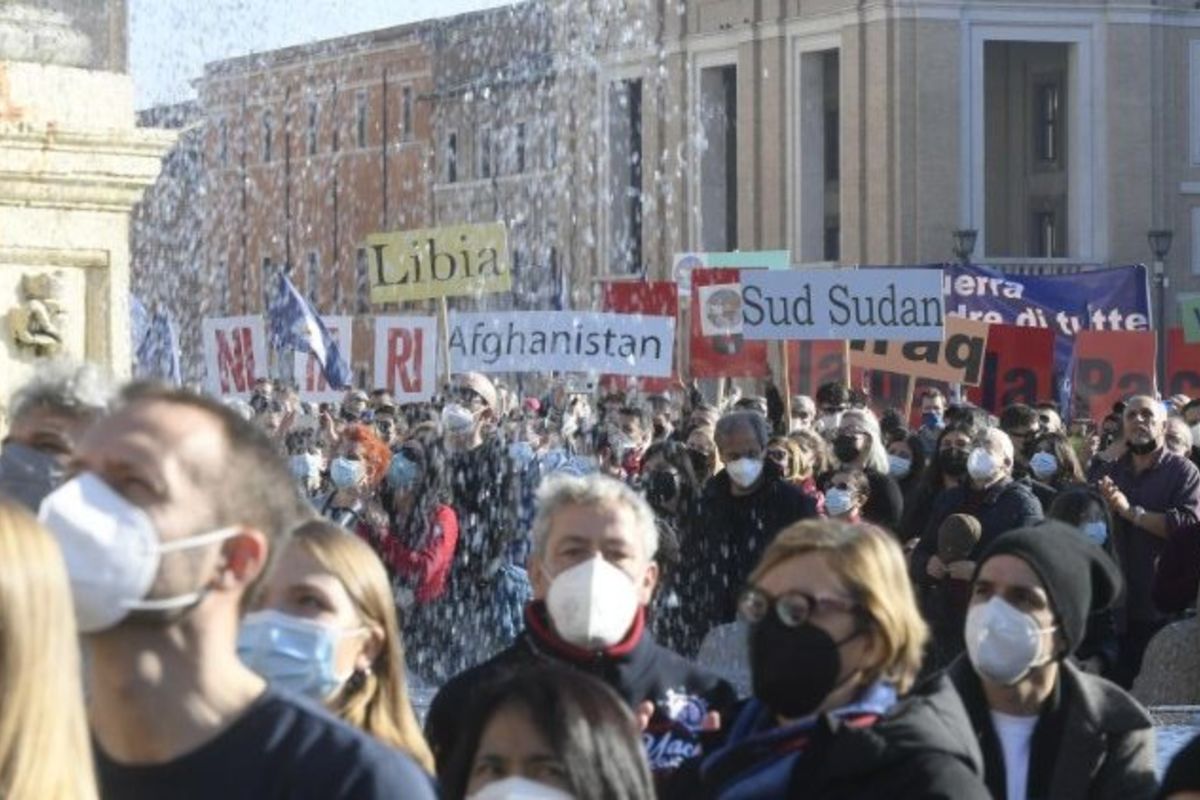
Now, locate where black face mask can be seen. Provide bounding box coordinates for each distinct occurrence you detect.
[1127,438,1159,456]
[749,615,857,719]
[939,449,969,477]
[833,434,863,464]
[652,422,667,440]
[645,469,680,508]
[688,449,712,477]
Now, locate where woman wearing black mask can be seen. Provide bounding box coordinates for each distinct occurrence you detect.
[668,520,989,799]
[898,422,977,543]
[640,440,700,651]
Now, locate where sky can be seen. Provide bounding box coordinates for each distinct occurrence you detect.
[129,0,510,109]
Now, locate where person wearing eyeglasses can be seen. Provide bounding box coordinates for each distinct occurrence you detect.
[668,519,989,799]
[822,468,870,523]
[1089,395,1200,688]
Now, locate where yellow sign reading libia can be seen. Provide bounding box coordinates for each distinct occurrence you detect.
[366,222,511,304]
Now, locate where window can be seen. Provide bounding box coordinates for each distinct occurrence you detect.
[607,78,643,273]
[306,100,318,156]
[262,111,274,162]
[355,247,370,312]
[824,109,839,182]
[478,127,493,179]
[400,86,413,141]
[698,65,736,253]
[1035,82,1060,164]
[306,251,320,305]
[824,225,840,262]
[515,122,527,173]
[261,257,274,311]
[218,118,229,166]
[355,90,368,148]
[1032,211,1058,258]
[446,131,458,183]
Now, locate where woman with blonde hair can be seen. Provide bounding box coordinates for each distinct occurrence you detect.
[238,519,434,773]
[831,408,906,531]
[0,501,98,800]
[671,519,988,798]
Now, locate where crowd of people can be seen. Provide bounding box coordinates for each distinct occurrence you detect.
[4,359,1200,798]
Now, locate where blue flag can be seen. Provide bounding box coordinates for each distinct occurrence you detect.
[131,295,182,384]
[266,271,351,390]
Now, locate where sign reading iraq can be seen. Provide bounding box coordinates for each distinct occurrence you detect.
[739,269,945,341]
[365,222,511,304]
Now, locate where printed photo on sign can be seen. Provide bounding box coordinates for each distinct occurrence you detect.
[365,222,510,304]
[447,311,675,377]
[698,283,744,337]
[294,316,353,403]
[373,317,438,403]
[202,316,267,399]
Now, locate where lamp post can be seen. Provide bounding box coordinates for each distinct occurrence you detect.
[1148,229,1173,394]
[953,229,978,266]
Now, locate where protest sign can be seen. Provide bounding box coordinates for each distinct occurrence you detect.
[698,283,744,337]
[690,268,769,378]
[1071,330,1157,422]
[740,269,945,341]
[1179,295,1200,344]
[601,281,678,392]
[965,324,1056,413]
[373,317,438,402]
[202,316,267,398]
[1167,328,1200,398]
[294,316,353,402]
[365,222,510,304]
[848,316,990,385]
[787,340,847,397]
[447,311,675,377]
[673,251,789,297]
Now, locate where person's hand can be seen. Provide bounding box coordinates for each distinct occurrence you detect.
[947,560,976,581]
[635,701,655,731]
[1099,438,1126,463]
[926,554,947,580]
[1098,476,1131,516]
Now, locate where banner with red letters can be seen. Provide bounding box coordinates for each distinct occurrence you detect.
[1071,330,1157,422]
[966,324,1056,413]
[373,317,438,402]
[202,316,268,398]
[1167,328,1200,399]
[294,316,353,403]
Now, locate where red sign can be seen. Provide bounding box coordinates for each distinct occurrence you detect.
[203,316,267,398]
[787,340,845,397]
[690,268,769,379]
[1167,328,1200,399]
[1071,330,1157,421]
[966,324,1056,414]
[601,281,678,393]
[373,317,438,402]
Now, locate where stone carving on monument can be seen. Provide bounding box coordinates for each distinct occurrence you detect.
[9,271,67,357]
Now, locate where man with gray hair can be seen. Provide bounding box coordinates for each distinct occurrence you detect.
[0,360,111,509]
[425,473,736,777]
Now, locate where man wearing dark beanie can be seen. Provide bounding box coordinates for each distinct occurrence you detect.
[941,523,1157,800]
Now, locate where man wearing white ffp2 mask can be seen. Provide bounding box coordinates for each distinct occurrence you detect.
[929,524,1153,800]
[44,385,433,800]
[426,474,737,777]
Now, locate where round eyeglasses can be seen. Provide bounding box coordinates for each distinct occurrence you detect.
[738,586,861,628]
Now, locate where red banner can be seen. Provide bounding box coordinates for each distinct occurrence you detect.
[690,268,769,378]
[1167,328,1200,399]
[1071,330,1157,422]
[601,281,678,392]
[966,324,1056,414]
[787,340,845,397]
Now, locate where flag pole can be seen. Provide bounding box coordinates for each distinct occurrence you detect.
[438,296,452,388]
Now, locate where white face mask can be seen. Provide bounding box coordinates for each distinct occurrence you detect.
[965,596,1056,685]
[468,776,574,800]
[1029,452,1058,481]
[824,488,855,517]
[38,473,239,633]
[887,454,913,480]
[967,447,1000,483]
[817,412,843,437]
[545,553,640,650]
[726,457,764,489]
[442,403,477,434]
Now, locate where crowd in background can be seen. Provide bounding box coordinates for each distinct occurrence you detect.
[5,360,1200,798]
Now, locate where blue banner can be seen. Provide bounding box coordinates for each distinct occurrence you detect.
[942,263,1152,410]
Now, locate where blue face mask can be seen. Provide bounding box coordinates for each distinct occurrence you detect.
[922,411,944,429]
[329,457,364,489]
[1081,520,1108,547]
[237,610,363,699]
[508,440,535,467]
[386,453,419,490]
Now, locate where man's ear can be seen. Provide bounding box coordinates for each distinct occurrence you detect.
[218,528,269,590]
[638,561,659,606]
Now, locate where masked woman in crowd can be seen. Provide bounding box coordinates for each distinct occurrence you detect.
[239,519,435,773]
[1026,431,1087,504]
[767,434,825,514]
[886,432,928,511]
[640,440,700,649]
[668,520,989,799]
[898,421,978,543]
[317,423,391,530]
[441,666,655,800]
[685,424,722,485]
[830,409,905,532]
[0,502,99,800]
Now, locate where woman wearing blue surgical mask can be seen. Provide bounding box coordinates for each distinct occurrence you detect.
[1027,432,1086,505]
[359,432,460,681]
[240,520,435,773]
[317,424,390,530]
[1046,487,1122,680]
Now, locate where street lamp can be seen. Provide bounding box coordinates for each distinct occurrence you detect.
[1148,229,1173,395]
[953,229,978,265]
